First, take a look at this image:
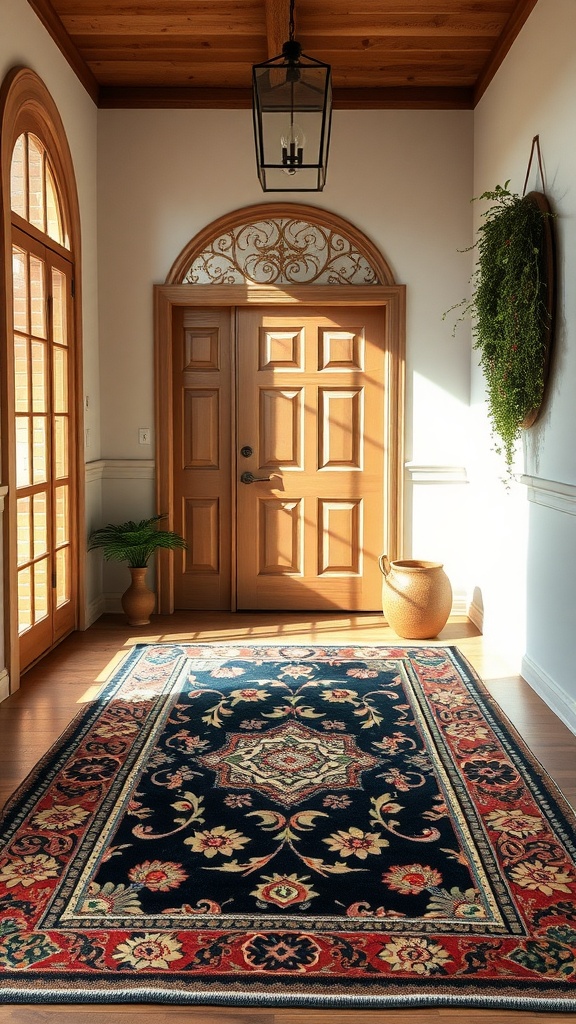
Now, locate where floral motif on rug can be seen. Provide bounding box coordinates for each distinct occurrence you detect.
[0,643,575,1010]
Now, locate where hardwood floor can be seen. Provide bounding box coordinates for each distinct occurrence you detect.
[0,611,574,1024]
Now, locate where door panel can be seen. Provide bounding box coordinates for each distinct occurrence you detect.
[172,307,232,608]
[236,306,385,610]
[260,388,302,466]
[259,498,302,574]
[318,388,362,468]
[319,499,361,575]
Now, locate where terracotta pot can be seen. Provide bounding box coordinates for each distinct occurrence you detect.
[121,567,155,626]
[378,556,452,640]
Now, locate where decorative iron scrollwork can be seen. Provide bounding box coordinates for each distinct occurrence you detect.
[182,217,381,285]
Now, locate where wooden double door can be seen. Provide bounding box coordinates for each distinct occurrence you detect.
[172,304,389,612]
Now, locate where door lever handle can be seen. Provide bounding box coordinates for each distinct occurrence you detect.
[240,470,273,484]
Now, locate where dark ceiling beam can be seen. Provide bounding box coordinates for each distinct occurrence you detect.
[98,85,474,111]
[99,87,253,110]
[26,0,100,104]
[474,0,539,105]
[334,87,474,110]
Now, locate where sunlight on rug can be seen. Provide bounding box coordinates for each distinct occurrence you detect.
[0,643,575,1010]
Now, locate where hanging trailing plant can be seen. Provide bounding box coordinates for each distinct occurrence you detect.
[447,180,555,477]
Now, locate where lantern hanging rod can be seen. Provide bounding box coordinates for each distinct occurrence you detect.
[282,0,303,65]
[288,0,295,43]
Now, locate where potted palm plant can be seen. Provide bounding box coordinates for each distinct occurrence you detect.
[89,514,187,625]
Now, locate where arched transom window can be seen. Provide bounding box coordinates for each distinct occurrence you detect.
[11,132,69,249]
[168,204,395,287]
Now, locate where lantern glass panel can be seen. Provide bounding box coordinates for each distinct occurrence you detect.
[253,60,331,192]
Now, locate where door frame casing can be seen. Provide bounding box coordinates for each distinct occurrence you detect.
[154,283,405,614]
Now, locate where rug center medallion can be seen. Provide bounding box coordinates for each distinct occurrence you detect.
[198,720,378,806]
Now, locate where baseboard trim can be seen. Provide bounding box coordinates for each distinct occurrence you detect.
[85,596,106,628]
[521,654,576,737]
[450,590,469,616]
[467,599,484,633]
[0,669,10,703]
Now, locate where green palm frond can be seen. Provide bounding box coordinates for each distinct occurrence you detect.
[88,514,187,567]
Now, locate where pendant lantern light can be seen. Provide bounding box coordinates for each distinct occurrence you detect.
[252,0,332,191]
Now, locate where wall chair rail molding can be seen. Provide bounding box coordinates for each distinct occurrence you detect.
[405,463,469,484]
[521,475,576,516]
[85,460,105,484]
[86,459,155,482]
[102,459,155,481]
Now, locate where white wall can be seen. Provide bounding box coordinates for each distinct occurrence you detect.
[473,0,576,730]
[97,107,474,606]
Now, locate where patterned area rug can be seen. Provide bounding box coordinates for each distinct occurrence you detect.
[0,643,575,1010]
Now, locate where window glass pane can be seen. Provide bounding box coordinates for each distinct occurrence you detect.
[51,268,67,345]
[12,134,68,246]
[29,255,46,339]
[33,491,48,558]
[32,415,48,484]
[56,547,69,608]
[10,135,26,219]
[18,567,32,634]
[34,559,49,623]
[46,164,64,245]
[14,336,29,414]
[31,341,47,412]
[16,417,30,488]
[28,135,45,232]
[17,497,31,566]
[12,247,28,334]
[55,485,69,546]
[12,133,75,662]
[53,346,68,413]
[54,416,68,479]
[10,135,27,219]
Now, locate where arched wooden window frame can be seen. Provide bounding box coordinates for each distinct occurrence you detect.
[155,204,405,612]
[0,66,85,691]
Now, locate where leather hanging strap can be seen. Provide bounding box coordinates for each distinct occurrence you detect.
[523,135,545,196]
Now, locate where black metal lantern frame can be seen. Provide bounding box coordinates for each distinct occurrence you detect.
[252,36,332,192]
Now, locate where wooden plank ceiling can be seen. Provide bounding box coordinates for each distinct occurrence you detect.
[28,0,539,108]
